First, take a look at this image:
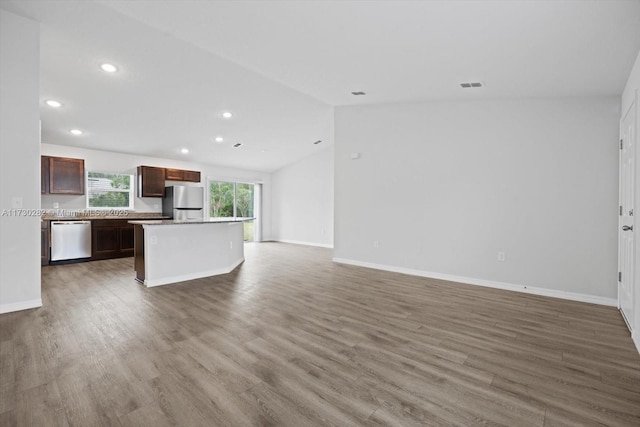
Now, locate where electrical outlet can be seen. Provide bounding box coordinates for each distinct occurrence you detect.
[149,235,157,245]
[373,240,379,248]
[53,202,59,209]
[497,251,506,262]
[11,197,23,208]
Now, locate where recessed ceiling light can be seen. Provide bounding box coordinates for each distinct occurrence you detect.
[232,143,242,148]
[351,91,366,96]
[45,100,62,108]
[69,129,83,135]
[215,136,224,143]
[100,63,118,73]
[180,148,189,154]
[222,111,233,119]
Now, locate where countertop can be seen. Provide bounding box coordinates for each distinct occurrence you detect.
[42,211,168,221]
[129,218,253,225]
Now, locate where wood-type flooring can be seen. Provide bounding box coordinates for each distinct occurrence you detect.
[1,242,639,426]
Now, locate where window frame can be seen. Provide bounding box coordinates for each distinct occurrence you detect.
[85,171,135,210]
[206,177,261,242]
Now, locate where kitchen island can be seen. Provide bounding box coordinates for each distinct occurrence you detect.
[129,219,246,287]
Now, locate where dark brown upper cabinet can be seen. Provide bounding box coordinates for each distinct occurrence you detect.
[138,166,202,197]
[41,156,85,195]
[182,170,201,182]
[137,166,165,197]
[165,168,184,181]
[165,168,201,182]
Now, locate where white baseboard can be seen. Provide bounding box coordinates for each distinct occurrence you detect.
[633,330,640,356]
[332,257,617,307]
[0,298,42,314]
[273,239,334,249]
[144,258,244,287]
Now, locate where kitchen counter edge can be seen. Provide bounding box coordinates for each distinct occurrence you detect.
[43,214,170,221]
[129,218,253,225]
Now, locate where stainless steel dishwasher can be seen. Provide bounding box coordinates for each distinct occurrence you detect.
[50,220,92,262]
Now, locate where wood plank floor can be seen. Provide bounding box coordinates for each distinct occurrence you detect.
[1,242,639,426]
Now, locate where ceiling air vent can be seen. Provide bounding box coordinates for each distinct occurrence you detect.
[460,82,484,88]
[233,143,242,148]
[351,91,366,96]
[313,140,322,145]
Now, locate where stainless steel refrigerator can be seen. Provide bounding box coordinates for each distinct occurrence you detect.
[162,186,204,220]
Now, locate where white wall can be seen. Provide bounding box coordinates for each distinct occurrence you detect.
[622,50,640,117]
[40,143,273,240]
[0,11,41,313]
[621,49,640,352]
[272,147,334,247]
[334,97,620,304]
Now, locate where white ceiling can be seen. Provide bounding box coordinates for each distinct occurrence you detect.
[2,0,640,172]
[101,0,640,104]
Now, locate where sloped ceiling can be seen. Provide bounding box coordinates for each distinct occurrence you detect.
[1,0,639,171]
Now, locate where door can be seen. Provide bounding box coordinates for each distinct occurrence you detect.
[236,182,256,241]
[174,209,204,220]
[119,225,135,256]
[173,186,204,209]
[165,168,184,181]
[619,100,636,329]
[208,180,258,241]
[48,157,85,194]
[137,166,165,197]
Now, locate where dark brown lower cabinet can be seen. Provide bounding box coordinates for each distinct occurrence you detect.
[120,225,135,255]
[41,220,49,266]
[91,220,135,260]
[134,224,145,283]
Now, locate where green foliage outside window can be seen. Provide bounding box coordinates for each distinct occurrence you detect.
[90,192,130,207]
[87,172,133,209]
[236,183,254,218]
[209,181,234,217]
[209,181,256,241]
[209,181,255,218]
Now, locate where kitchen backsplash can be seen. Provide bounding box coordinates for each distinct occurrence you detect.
[41,194,162,213]
[41,210,166,220]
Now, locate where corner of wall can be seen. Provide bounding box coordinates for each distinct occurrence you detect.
[271,147,334,247]
[0,10,42,314]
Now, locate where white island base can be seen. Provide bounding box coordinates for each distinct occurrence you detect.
[130,220,245,287]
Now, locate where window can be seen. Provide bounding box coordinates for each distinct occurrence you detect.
[87,172,134,209]
[209,180,258,241]
[209,181,235,217]
[235,183,255,219]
